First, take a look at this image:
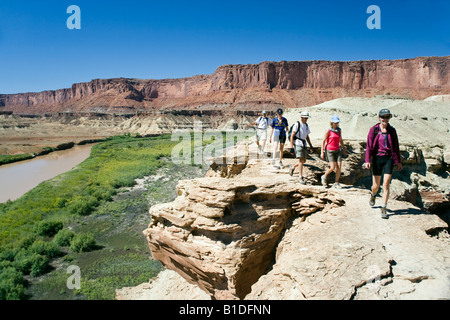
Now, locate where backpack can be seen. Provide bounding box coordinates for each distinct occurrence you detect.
[256,116,269,128]
[372,124,392,140]
[288,121,308,145]
[372,124,393,152]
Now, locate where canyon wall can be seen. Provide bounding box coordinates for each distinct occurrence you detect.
[1,56,448,114]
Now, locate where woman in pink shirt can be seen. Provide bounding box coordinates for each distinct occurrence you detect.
[320,115,347,188]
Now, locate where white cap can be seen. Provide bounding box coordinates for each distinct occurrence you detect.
[301,111,310,118]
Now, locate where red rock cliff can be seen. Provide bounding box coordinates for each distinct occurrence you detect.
[1,56,448,114]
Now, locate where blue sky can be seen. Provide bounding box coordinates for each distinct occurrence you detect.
[0,0,448,94]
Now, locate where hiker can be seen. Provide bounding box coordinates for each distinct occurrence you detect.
[269,108,289,168]
[288,111,314,184]
[320,115,347,188]
[247,110,270,154]
[364,108,403,219]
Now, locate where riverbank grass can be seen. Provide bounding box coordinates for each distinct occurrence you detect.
[0,134,181,299]
[0,131,248,300]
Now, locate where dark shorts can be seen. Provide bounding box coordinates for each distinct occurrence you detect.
[372,155,394,176]
[326,149,342,163]
[275,134,286,144]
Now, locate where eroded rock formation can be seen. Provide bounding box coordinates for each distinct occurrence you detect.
[1,56,449,114]
[140,138,449,300]
[143,170,346,299]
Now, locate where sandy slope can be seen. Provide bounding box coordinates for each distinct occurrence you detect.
[284,96,450,148]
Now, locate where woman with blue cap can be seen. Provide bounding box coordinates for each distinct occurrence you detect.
[320,115,347,188]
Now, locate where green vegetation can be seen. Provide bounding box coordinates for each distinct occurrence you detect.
[53,229,75,247]
[70,233,97,253]
[34,220,63,237]
[0,131,249,300]
[0,153,35,166]
[76,253,163,300]
[0,134,176,246]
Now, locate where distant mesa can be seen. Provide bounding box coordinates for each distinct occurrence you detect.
[0,56,449,114]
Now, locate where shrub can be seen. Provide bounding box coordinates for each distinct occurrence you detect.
[30,240,61,258]
[17,235,37,250]
[0,248,17,262]
[29,254,50,277]
[13,251,50,277]
[53,229,75,247]
[12,250,34,274]
[0,267,27,300]
[66,196,99,216]
[70,233,96,253]
[34,220,63,237]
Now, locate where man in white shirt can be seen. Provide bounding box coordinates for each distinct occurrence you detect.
[247,110,270,154]
[289,111,314,184]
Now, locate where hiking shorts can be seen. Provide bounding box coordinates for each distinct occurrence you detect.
[256,128,267,141]
[294,145,308,159]
[326,149,342,163]
[372,155,394,176]
[273,133,286,144]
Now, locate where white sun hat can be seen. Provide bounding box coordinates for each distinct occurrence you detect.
[300,111,310,118]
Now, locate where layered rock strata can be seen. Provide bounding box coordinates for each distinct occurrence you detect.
[143,173,346,299]
[140,137,449,300]
[2,56,449,114]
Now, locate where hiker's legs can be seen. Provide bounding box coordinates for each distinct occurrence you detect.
[272,140,279,161]
[324,162,336,179]
[382,173,392,205]
[298,157,305,177]
[279,143,284,161]
[335,161,342,183]
[371,175,382,195]
[260,139,266,153]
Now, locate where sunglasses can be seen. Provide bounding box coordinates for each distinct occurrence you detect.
[380,116,391,119]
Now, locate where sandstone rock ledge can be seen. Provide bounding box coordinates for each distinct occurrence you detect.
[143,172,347,300]
[247,188,450,300]
[116,146,450,300]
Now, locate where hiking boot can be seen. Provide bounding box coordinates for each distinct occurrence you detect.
[321,175,327,187]
[258,146,264,154]
[369,193,376,206]
[298,176,306,185]
[332,182,341,189]
[289,165,294,176]
[272,160,280,169]
[279,161,284,169]
[381,207,388,219]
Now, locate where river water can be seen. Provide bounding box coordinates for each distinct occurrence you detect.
[0,144,93,203]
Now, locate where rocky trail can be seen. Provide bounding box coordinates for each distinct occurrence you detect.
[117,124,450,300]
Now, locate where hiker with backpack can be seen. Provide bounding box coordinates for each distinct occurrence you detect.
[288,111,314,184]
[247,110,270,155]
[320,115,347,188]
[364,108,403,219]
[269,108,289,168]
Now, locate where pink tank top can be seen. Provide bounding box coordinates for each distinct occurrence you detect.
[326,129,341,151]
